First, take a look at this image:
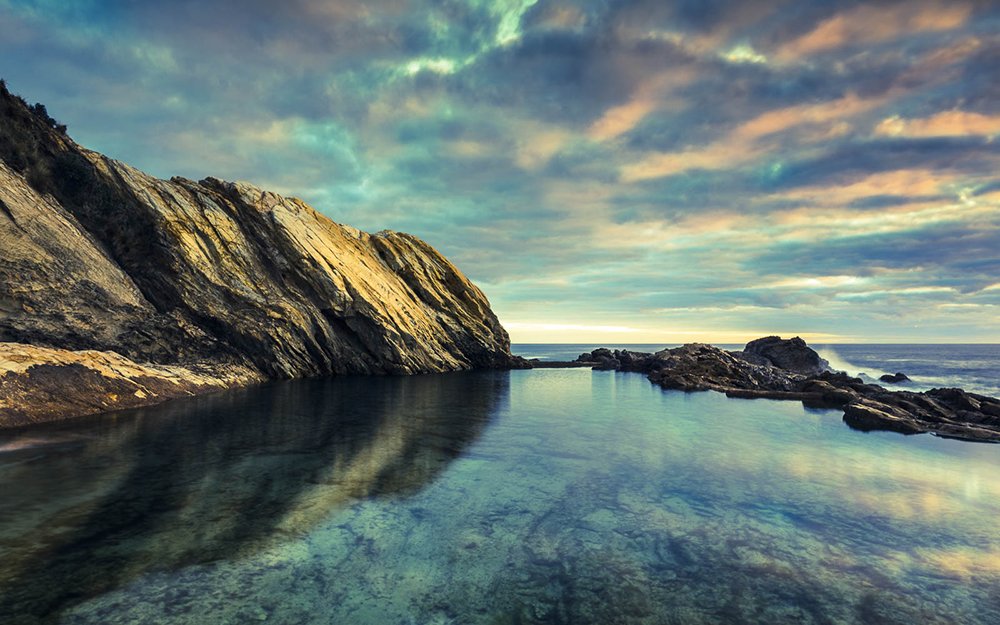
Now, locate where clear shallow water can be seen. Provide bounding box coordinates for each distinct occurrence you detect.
[514,343,1000,397]
[2,369,1000,624]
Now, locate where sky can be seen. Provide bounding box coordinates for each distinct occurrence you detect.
[0,0,997,344]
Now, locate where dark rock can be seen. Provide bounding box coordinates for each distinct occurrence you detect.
[521,338,1000,443]
[926,388,982,412]
[879,372,910,384]
[592,357,620,371]
[742,336,829,375]
[508,356,535,370]
[647,343,801,392]
[576,348,611,363]
[570,348,656,372]
[842,400,925,435]
[638,338,1000,443]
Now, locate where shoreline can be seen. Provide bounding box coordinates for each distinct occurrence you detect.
[0,343,529,430]
[522,339,1000,443]
[3,339,997,443]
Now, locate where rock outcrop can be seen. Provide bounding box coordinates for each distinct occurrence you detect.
[879,372,910,384]
[545,338,1000,443]
[742,335,829,374]
[0,83,522,427]
[0,343,261,426]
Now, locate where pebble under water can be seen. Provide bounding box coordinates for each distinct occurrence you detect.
[1,369,999,624]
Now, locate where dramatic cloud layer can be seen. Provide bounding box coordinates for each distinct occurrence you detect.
[1,0,997,342]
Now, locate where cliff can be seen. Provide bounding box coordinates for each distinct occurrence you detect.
[0,83,520,427]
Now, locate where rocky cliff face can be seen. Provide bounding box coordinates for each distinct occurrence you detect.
[0,84,520,426]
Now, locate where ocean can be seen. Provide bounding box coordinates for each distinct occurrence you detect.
[514,343,1000,397]
[1,346,998,623]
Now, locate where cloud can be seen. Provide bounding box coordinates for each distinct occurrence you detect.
[1,0,997,342]
[875,110,1000,138]
[772,169,963,206]
[775,2,973,61]
[619,92,890,182]
[584,54,702,141]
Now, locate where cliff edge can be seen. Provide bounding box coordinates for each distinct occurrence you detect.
[0,82,521,426]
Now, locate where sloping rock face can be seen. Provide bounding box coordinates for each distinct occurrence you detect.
[0,84,520,426]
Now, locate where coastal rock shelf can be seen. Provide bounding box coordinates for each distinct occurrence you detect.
[553,337,1000,443]
[0,84,521,427]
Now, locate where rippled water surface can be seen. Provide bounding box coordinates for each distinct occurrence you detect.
[2,369,999,624]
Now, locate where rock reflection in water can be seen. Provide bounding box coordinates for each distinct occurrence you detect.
[3,369,1000,625]
[0,371,507,623]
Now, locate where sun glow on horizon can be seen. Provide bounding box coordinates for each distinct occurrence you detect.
[502,321,855,345]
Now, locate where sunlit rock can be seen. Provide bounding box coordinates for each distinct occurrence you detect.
[0,84,520,426]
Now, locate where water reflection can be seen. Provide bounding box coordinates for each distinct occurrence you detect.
[0,371,508,623]
[3,369,1000,624]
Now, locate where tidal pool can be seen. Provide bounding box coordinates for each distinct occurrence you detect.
[1,369,999,624]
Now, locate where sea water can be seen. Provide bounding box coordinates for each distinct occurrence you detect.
[1,362,999,624]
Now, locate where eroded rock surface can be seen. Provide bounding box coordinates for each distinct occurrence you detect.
[0,83,521,426]
[0,343,262,427]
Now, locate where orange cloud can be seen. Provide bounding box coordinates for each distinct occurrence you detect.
[588,70,695,141]
[621,93,887,182]
[777,2,972,60]
[777,169,958,206]
[875,110,1000,138]
[769,201,996,243]
[588,98,660,142]
[733,93,877,140]
[515,128,572,170]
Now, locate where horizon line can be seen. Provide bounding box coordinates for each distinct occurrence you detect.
[510,341,1000,346]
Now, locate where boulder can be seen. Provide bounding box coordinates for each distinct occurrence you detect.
[742,336,829,375]
[879,372,910,384]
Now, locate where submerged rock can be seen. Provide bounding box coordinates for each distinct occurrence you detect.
[0,83,521,426]
[879,372,911,384]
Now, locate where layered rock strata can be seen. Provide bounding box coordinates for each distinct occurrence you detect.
[0,83,521,427]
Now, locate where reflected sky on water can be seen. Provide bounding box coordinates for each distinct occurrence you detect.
[2,369,999,624]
